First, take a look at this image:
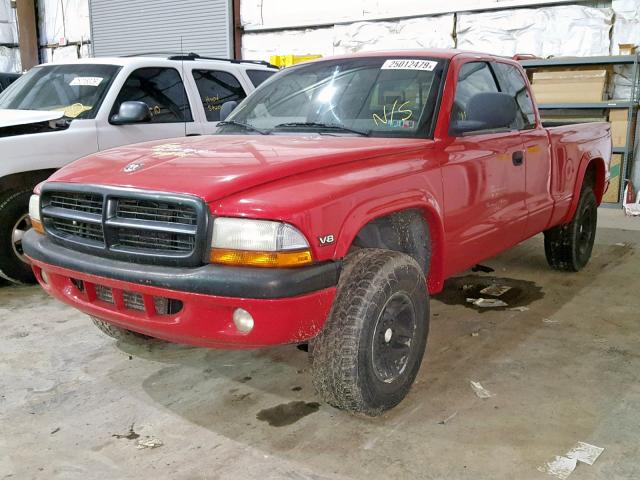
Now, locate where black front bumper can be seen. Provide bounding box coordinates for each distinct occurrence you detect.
[23,230,341,299]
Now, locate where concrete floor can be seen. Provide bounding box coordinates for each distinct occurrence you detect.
[2,209,640,480]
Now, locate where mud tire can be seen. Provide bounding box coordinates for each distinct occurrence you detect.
[312,249,429,416]
[544,186,597,272]
[0,189,36,284]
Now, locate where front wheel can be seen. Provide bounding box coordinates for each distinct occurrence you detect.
[544,186,597,271]
[0,189,36,284]
[312,249,429,416]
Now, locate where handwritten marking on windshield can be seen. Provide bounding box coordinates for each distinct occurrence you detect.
[373,100,412,126]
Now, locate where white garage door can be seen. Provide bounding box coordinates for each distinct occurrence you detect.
[90,0,233,58]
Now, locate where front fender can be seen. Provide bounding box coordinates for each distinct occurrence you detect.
[332,190,446,294]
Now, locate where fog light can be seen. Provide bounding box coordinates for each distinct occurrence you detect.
[233,308,254,333]
[40,270,49,284]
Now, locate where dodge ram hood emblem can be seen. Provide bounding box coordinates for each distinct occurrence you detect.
[123,162,144,173]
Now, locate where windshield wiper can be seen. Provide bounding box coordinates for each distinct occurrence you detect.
[273,122,370,137]
[217,120,270,135]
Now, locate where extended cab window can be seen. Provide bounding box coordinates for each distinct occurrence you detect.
[246,69,276,87]
[112,67,192,123]
[450,62,500,132]
[192,70,246,122]
[493,62,536,129]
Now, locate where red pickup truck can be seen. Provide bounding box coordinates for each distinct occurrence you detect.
[24,50,610,416]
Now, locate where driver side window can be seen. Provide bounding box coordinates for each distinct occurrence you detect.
[112,67,193,123]
[450,62,499,131]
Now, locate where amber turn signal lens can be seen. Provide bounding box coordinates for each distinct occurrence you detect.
[210,248,313,267]
[31,219,44,234]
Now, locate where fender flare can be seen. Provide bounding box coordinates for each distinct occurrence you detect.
[562,154,607,224]
[332,192,446,294]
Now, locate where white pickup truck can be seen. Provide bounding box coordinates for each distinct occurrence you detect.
[0,54,277,283]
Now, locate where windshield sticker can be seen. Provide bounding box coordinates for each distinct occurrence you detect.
[381,59,438,71]
[62,103,92,118]
[69,76,104,87]
[373,100,413,127]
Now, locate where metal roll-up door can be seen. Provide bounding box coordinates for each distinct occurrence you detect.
[90,0,232,58]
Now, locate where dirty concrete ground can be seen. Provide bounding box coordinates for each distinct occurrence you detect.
[1,209,639,480]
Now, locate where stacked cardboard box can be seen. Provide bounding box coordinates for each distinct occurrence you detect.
[603,153,623,204]
[531,69,608,103]
[609,109,635,148]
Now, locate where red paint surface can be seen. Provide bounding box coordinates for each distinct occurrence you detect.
[31,260,336,349]
[36,50,611,347]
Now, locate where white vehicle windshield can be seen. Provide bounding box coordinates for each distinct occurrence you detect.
[218,57,445,138]
[0,64,120,119]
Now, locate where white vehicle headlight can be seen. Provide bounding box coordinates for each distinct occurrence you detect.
[29,194,44,233]
[210,217,312,267]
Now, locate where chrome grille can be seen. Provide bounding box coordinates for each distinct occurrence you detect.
[41,186,205,266]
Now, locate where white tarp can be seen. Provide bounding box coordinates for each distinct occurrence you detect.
[37,0,90,45]
[51,44,80,62]
[0,0,17,44]
[247,0,365,30]
[457,5,613,57]
[611,0,640,54]
[242,0,612,31]
[243,15,454,61]
[0,46,20,72]
[242,27,335,61]
[333,16,454,54]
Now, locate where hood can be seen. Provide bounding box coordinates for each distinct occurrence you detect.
[0,109,64,128]
[49,134,432,202]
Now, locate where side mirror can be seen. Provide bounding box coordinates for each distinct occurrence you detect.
[110,101,152,125]
[450,92,517,135]
[219,100,238,122]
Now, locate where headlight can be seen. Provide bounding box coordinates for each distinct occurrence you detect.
[210,217,312,267]
[29,194,44,234]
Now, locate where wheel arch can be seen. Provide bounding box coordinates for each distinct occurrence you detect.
[0,169,57,195]
[334,199,445,294]
[563,155,606,224]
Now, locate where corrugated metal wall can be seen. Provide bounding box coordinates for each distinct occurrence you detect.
[89,0,232,57]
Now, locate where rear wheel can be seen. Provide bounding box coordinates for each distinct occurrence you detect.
[90,316,154,344]
[312,249,429,416]
[544,186,597,271]
[0,189,36,284]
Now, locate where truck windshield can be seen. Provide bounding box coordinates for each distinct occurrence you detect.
[0,64,120,119]
[220,57,445,138]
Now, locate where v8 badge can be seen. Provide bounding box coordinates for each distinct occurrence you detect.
[318,234,335,246]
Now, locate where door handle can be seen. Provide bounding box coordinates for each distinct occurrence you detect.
[512,150,524,166]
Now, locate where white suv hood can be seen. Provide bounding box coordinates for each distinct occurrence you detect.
[0,109,64,128]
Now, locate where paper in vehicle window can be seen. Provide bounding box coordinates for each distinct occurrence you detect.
[69,76,104,87]
[381,59,438,71]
